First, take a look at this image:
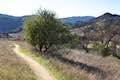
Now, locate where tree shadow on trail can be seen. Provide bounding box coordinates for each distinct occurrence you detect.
[46,53,107,80]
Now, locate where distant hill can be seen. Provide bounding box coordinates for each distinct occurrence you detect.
[0,14,23,33]
[60,16,95,26]
[0,13,95,33]
[1,13,120,33]
[79,13,120,30]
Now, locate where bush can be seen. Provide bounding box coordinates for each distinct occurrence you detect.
[93,42,111,57]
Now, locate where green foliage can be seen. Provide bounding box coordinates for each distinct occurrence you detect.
[69,34,79,48]
[93,42,111,57]
[23,8,71,52]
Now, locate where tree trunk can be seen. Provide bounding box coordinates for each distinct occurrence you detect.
[82,45,89,53]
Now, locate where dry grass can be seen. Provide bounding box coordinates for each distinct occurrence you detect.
[47,56,93,80]
[16,41,120,80]
[0,39,37,80]
[58,49,120,80]
[17,41,97,80]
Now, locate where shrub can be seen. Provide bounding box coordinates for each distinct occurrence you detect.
[93,42,111,57]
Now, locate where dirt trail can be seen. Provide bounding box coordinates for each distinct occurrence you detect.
[13,44,55,80]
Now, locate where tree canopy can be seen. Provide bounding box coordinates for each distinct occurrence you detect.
[23,8,71,52]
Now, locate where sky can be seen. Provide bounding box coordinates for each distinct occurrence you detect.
[0,0,120,18]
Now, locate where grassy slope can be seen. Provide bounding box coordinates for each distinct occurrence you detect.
[18,41,120,80]
[15,40,120,80]
[18,42,91,80]
[0,39,37,80]
[19,46,73,80]
[58,49,120,80]
[16,41,98,80]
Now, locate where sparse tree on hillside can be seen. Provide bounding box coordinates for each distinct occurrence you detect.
[23,8,71,53]
[83,21,120,56]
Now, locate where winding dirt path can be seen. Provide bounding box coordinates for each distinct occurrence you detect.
[13,44,55,80]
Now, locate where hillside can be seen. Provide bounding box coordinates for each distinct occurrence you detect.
[73,13,120,35]
[79,13,120,29]
[60,16,95,26]
[0,13,94,33]
[0,39,36,80]
[16,40,120,80]
[1,12,120,34]
[73,13,120,59]
[0,14,23,33]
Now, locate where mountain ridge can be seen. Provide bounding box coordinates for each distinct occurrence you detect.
[0,12,120,33]
[60,16,95,26]
[0,13,23,33]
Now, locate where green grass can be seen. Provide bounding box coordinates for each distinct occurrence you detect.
[19,47,74,80]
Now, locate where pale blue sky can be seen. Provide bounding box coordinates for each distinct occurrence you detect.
[0,0,120,18]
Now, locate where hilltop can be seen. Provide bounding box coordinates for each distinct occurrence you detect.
[78,13,120,28]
